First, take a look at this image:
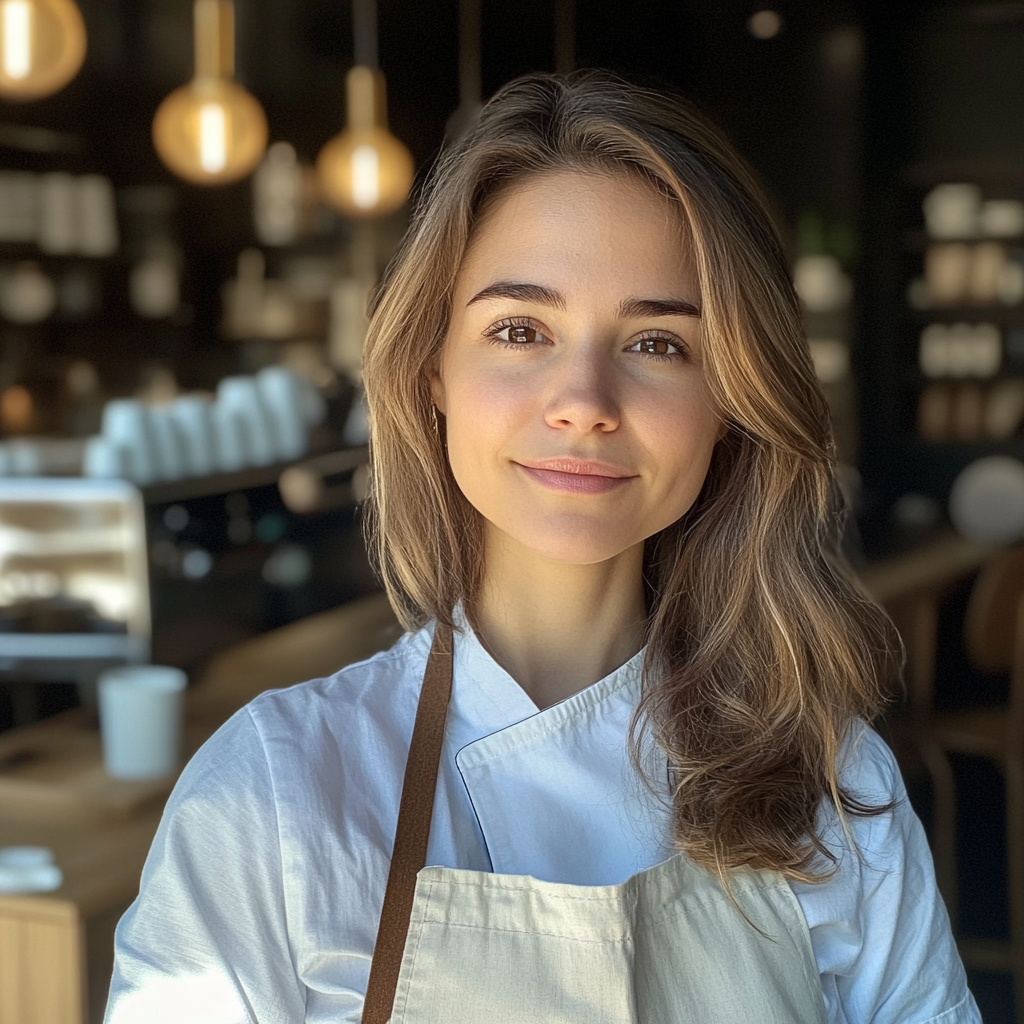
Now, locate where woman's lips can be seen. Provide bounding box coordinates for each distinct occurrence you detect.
[515,459,636,495]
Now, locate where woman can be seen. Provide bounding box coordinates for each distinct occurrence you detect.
[106,73,979,1024]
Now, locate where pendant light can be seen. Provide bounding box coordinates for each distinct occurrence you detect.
[316,0,413,218]
[152,0,267,186]
[0,0,85,100]
[445,0,481,143]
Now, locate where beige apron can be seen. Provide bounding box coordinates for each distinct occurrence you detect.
[362,623,828,1024]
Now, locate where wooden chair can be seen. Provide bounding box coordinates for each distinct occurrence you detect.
[910,544,1024,1013]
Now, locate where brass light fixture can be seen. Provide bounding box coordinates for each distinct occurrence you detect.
[0,0,86,101]
[152,0,267,186]
[316,0,413,218]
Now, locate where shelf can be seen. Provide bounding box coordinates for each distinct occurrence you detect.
[902,228,1024,251]
[902,157,1024,189]
[905,306,1024,325]
[140,446,367,506]
[904,437,1024,454]
[906,369,1024,386]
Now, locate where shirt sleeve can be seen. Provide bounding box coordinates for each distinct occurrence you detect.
[791,724,981,1024]
[104,705,306,1024]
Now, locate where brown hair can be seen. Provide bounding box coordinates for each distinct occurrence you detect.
[362,71,902,882]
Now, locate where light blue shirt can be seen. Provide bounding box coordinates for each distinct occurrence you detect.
[106,617,980,1024]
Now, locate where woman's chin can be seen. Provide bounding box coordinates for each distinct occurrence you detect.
[490,520,644,567]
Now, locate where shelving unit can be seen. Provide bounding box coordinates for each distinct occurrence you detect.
[858,7,1024,529]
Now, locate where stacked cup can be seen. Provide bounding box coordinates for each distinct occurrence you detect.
[84,366,325,484]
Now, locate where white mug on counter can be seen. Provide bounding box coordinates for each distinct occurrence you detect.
[98,665,188,780]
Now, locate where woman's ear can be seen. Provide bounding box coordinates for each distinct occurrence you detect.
[429,368,447,415]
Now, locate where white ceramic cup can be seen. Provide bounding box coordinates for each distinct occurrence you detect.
[77,175,119,257]
[170,395,218,477]
[949,456,1024,545]
[257,366,308,461]
[83,435,128,478]
[215,376,276,467]
[37,172,78,254]
[102,398,157,484]
[98,665,187,780]
[147,404,187,481]
[923,183,982,240]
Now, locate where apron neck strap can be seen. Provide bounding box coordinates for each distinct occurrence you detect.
[362,620,454,1024]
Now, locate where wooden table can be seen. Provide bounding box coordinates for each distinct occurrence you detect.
[0,592,401,1024]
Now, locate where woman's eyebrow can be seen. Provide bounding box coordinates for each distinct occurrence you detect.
[618,297,701,319]
[467,281,701,319]
[467,281,566,308]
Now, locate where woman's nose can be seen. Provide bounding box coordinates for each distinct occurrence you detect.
[542,347,621,434]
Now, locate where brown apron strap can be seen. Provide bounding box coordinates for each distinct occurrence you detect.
[361,620,454,1024]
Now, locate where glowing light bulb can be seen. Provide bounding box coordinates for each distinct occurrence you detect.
[317,66,414,218]
[0,0,85,100]
[5,2,30,79]
[198,101,227,172]
[152,0,267,186]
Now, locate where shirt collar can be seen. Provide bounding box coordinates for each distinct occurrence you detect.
[442,604,646,760]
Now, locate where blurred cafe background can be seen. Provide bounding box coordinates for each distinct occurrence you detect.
[0,0,1021,1020]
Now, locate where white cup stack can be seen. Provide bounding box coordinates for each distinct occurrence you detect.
[169,395,218,477]
[84,367,325,485]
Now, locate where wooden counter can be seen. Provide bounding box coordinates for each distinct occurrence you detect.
[0,592,402,1024]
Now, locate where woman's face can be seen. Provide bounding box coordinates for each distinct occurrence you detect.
[433,169,724,566]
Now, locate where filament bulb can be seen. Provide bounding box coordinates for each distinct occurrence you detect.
[0,0,86,101]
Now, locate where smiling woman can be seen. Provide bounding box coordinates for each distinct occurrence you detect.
[432,170,722,704]
[105,73,979,1024]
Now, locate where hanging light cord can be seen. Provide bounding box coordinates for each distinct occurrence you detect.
[459,0,481,109]
[554,0,575,75]
[353,0,379,69]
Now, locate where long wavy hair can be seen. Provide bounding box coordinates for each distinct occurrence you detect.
[362,71,902,882]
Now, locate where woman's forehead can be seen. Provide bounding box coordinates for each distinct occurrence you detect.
[455,169,699,306]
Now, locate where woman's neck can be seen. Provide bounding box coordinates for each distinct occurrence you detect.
[470,526,648,709]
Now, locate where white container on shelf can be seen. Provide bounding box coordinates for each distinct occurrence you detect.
[102,399,157,485]
[215,376,277,468]
[997,260,1024,306]
[985,380,1024,439]
[980,199,1024,239]
[77,175,119,257]
[0,172,38,243]
[0,262,56,323]
[37,172,78,254]
[169,395,218,477]
[925,242,972,304]
[949,456,1024,545]
[147,405,187,481]
[257,366,308,461]
[967,242,1006,304]
[211,402,247,473]
[945,322,977,378]
[83,435,129,479]
[923,183,982,239]
[919,323,949,378]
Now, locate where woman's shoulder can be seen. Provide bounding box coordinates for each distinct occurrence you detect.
[243,621,432,733]
[792,722,978,1024]
[175,623,433,801]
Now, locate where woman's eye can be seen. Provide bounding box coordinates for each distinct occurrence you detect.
[630,336,686,358]
[486,319,547,346]
[506,324,539,344]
